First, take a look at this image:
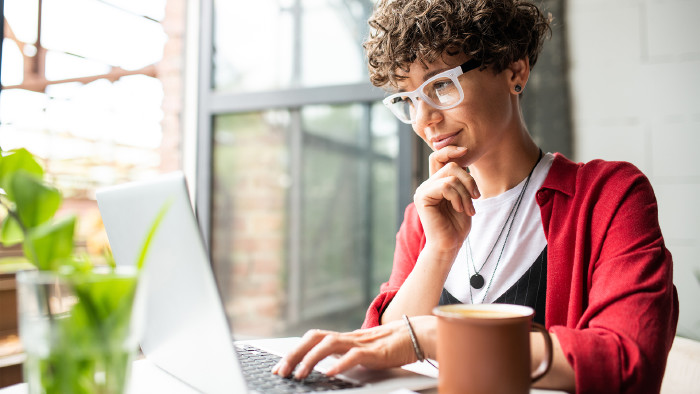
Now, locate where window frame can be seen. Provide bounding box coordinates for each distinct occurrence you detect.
[190,0,415,329]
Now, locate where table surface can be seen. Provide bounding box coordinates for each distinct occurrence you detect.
[0,358,565,394]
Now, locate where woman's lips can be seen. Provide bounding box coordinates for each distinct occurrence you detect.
[432,131,461,150]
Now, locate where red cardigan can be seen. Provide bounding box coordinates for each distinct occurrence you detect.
[362,153,678,394]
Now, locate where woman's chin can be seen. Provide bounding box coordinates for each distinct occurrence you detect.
[449,154,472,169]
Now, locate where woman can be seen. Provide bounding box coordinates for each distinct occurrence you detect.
[273,0,678,392]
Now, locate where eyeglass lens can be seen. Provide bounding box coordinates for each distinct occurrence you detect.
[387,76,461,123]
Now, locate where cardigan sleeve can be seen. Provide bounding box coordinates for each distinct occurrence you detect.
[362,203,425,328]
[547,161,678,394]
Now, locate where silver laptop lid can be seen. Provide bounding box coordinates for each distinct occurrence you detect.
[96,172,247,393]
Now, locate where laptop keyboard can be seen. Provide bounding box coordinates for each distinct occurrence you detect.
[235,344,364,393]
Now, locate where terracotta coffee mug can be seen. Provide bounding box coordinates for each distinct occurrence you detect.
[432,304,552,394]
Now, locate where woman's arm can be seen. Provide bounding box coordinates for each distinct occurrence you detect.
[381,146,479,323]
[274,315,576,393]
[529,331,576,392]
[379,245,458,323]
[542,159,677,393]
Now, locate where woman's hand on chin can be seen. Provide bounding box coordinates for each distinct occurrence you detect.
[414,146,480,251]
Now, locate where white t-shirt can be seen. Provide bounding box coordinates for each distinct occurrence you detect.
[443,152,555,304]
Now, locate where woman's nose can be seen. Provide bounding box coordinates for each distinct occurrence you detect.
[413,99,443,130]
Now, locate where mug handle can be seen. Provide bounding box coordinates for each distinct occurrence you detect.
[530,322,553,382]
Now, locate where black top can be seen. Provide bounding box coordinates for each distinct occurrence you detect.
[439,246,547,325]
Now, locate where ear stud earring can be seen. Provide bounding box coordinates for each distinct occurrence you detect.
[514,84,522,93]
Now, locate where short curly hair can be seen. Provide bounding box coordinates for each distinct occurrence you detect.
[364,0,552,88]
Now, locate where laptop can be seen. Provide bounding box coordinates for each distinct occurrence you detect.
[96,171,437,394]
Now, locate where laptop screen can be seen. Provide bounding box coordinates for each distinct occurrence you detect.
[97,172,248,393]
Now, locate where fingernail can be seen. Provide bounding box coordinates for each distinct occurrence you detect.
[276,360,289,377]
[294,363,309,380]
[271,362,280,374]
[470,206,476,216]
[456,146,467,151]
[474,189,481,199]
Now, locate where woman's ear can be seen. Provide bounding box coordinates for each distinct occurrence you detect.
[508,58,530,95]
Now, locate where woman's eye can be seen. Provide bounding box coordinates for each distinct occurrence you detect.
[433,81,452,92]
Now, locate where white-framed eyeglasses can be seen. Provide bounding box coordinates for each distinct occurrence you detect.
[382,58,481,124]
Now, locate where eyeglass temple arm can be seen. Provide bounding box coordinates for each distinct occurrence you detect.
[460,58,481,73]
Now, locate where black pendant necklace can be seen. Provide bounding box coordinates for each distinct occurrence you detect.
[467,201,516,290]
[469,271,485,289]
[467,149,543,291]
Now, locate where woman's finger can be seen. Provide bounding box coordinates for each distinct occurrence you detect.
[429,162,479,197]
[432,162,480,199]
[429,146,468,175]
[295,333,354,379]
[417,168,475,215]
[325,347,368,376]
[273,329,330,377]
[438,176,469,213]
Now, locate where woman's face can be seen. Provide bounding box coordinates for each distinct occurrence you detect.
[395,53,518,167]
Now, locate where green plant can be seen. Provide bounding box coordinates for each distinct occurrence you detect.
[0,148,79,271]
[0,147,167,394]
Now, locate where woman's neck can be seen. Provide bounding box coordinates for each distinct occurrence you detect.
[468,130,541,199]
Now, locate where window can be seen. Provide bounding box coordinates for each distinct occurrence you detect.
[0,0,183,257]
[200,0,409,337]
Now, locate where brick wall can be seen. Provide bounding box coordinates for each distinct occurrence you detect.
[211,115,289,338]
[159,0,185,173]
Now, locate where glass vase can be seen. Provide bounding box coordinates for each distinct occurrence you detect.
[16,268,144,394]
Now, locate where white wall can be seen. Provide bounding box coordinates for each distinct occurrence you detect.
[566,0,700,340]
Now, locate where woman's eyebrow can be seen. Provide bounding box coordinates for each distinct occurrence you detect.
[396,67,452,93]
[423,67,450,81]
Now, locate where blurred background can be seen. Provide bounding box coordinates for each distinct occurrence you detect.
[0,0,698,377]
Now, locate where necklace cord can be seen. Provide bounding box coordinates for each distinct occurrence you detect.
[467,149,543,303]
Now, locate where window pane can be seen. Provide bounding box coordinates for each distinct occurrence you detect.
[300,104,368,324]
[299,0,370,87]
[3,0,39,43]
[1,39,24,86]
[1,75,164,195]
[372,101,399,158]
[371,160,398,293]
[0,0,180,274]
[45,51,111,81]
[212,112,291,337]
[42,0,167,70]
[370,103,400,292]
[100,0,167,21]
[212,0,371,92]
[302,105,364,146]
[211,103,399,337]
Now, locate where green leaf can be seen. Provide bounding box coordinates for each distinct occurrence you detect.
[8,170,61,229]
[136,198,172,270]
[23,215,76,270]
[0,148,43,190]
[1,214,25,246]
